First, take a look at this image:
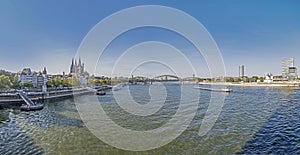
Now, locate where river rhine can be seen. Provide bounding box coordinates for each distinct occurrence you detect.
[0,83,299,154]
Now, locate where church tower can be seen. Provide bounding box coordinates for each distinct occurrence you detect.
[42,67,47,75]
[70,57,88,77]
[82,63,85,74]
[70,58,75,74]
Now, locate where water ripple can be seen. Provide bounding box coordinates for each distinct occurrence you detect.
[0,85,299,154]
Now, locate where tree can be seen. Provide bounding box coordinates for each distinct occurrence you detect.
[105,79,111,84]
[53,77,62,87]
[61,78,70,87]
[226,77,234,82]
[47,77,58,87]
[237,78,242,82]
[23,81,34,88]
[11,75,20,89]
[47,78,54,87]
[94,79,101,85]
[259,77,264,82]
[0,70,17,90]
[69,77,80,87]
[0,70,11,76]
[0,75,12,90]
[87,77,95,85]
[100,79,106,84]
[252,76,259,80]
[47,77,70,88]
[245,78,250,83]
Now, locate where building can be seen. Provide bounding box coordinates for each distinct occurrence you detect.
[288,66,297,79]
[282,58,297,79]
[273,75,288,82]
[42,67,47,75]
[70,58,89,85]
[18,68,48,87]
[18,68,33,85]
[282,58,294,77]
[239,65,245,77]
[264,73,273,83]
[70,58,89,78]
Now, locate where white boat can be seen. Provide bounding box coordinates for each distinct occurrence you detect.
[194,86,232,92]
[112,84,122,91]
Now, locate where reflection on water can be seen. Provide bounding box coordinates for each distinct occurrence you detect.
[0,84,299,154]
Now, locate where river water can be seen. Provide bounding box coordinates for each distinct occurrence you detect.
[0,83,299,154]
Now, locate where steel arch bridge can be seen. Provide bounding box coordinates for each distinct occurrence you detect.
[128,75,200,83]
[152,74,180,81]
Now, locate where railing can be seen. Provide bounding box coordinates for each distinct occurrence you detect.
[17,92,35,106]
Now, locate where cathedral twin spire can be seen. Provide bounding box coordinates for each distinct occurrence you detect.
[70,58,85,76]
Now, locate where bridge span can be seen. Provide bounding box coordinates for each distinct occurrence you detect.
[129,74,200,83]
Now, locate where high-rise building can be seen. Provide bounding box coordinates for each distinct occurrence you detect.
[239,65,244,77]
[288,66,297,79]
[282,58,295,78]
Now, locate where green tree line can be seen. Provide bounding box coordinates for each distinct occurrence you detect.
[47,77,81,88]
[0,70,20,91]
[87,77,111,85]
[225,76,265,83]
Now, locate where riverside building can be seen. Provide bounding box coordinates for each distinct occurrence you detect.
[282,58,297,79]
[18,67,48,87]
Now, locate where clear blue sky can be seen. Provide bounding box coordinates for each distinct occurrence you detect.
[1,0,300,77]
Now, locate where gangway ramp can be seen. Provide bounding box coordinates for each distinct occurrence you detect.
[16,91,44,111]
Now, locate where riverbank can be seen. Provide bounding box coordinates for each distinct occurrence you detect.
[0,87,93,105]
[198,82,300,88]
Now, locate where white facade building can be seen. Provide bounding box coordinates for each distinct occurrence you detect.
[264,73,273,83]
[18,68,48,87]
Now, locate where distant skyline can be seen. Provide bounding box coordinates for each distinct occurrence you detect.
[1,1,300,77]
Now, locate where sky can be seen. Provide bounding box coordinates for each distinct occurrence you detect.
[0,0,300,77]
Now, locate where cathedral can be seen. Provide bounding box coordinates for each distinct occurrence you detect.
[70,58,89,77]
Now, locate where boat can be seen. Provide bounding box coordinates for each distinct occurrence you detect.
[96,90,106,96]
[194,86,232,92]
[20,104,44,111]
[17,91,44,111]
[112,84,122,91]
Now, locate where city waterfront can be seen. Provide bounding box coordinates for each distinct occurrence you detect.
[0,83,299,154]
